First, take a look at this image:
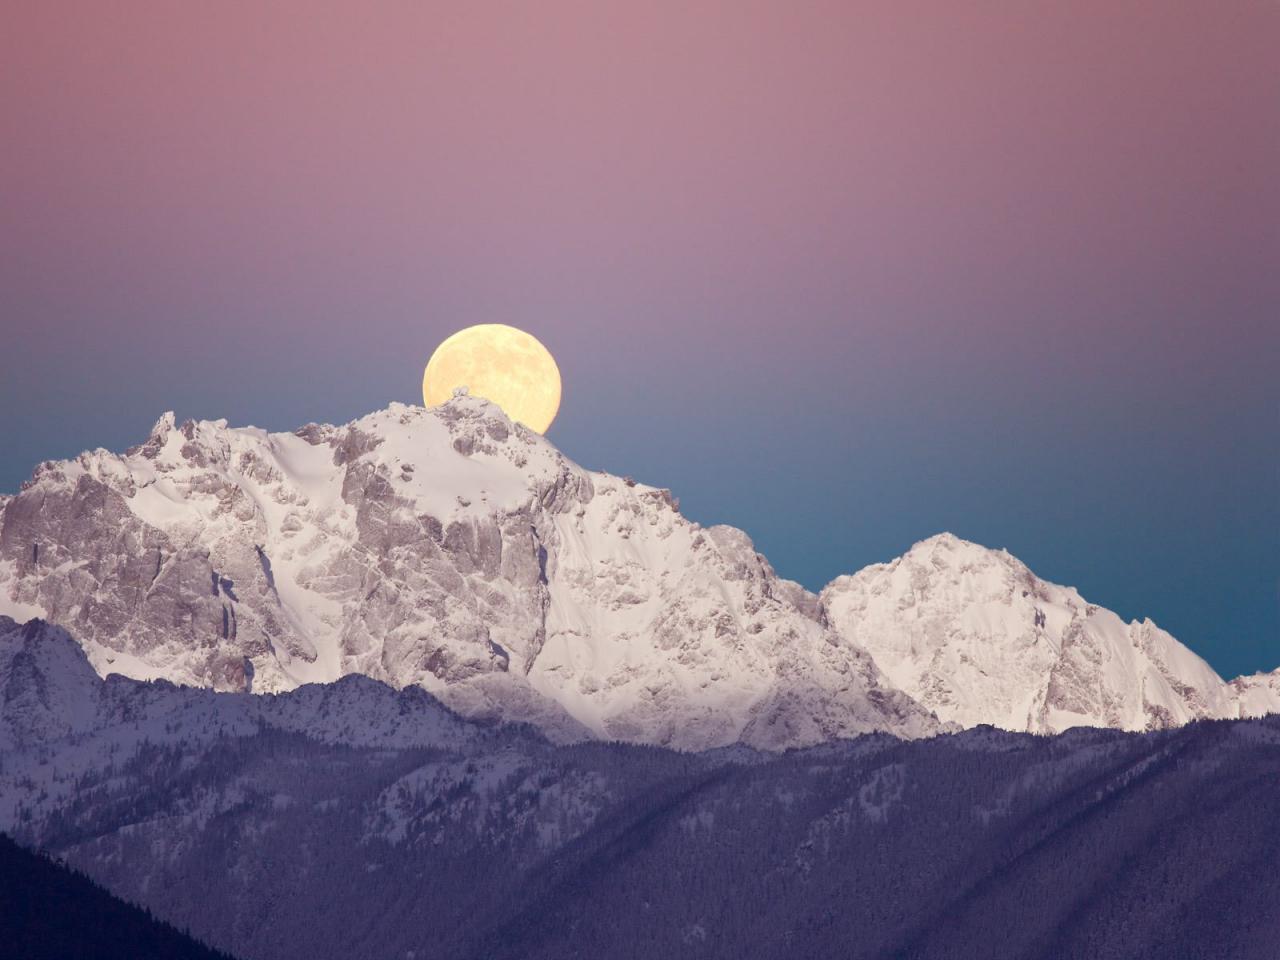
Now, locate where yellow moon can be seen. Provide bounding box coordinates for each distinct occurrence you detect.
[422,324,562,433]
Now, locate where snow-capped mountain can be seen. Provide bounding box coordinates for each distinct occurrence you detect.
[1228,667,1280,717]
[0,399,1274,747]
[0,397,933,750]
[821,532,1278,732]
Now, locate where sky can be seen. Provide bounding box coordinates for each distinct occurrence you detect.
[1,1,1277,679]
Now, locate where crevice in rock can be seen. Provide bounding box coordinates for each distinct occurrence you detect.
[523,524,553,676]
[531,524,549,586]
[255,545,280,604]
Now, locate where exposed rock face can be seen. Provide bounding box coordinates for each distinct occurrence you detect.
[821,533,1275,733]
[0,398,936,749]
[2,403,1273,746]
[1228,668,1280,717]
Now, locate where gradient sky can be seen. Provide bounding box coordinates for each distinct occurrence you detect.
[2,1,1277,678]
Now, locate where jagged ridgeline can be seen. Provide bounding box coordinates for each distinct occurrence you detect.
[0,397,1277,751]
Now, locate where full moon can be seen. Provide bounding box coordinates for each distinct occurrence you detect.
[422,324,562,433]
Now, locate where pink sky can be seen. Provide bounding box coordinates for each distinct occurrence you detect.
[2,1,1277,676]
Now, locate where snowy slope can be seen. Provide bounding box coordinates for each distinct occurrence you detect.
[2,402,1274,745]
[0,397,934,749]
[0,617,101,749]
[1,664,1278,960]
[0,615,481,764]
[820,533,1275,732]
[1227,668,1280,719]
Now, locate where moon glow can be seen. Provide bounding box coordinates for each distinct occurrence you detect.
[422,324,562,433]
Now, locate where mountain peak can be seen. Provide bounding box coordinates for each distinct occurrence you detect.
[821,532,1247,733]
[0,616,101,749]
[150,411,176,439]
[1,405,1275,749]
[903,532,1017,569]
[371,393,518,428]
[0,403,937,749]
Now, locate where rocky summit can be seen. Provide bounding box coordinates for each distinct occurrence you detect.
[0,397,932,750]
[1,398,1276,749]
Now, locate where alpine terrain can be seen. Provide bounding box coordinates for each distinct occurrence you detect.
[0,619,1278,960]
[0,397,1276,747]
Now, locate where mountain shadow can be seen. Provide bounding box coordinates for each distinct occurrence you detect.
[0,832,237,960]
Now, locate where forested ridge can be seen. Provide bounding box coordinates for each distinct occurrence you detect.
[4,717,1278,959]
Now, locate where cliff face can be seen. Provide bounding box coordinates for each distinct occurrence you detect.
[821,532,1267,733]
[3,400,1274,747]
[0,398,935,750]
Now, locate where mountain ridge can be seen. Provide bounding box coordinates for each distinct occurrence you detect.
[1,658,1277,960]
[1,399,1275,747]
[820,531,1275,733]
